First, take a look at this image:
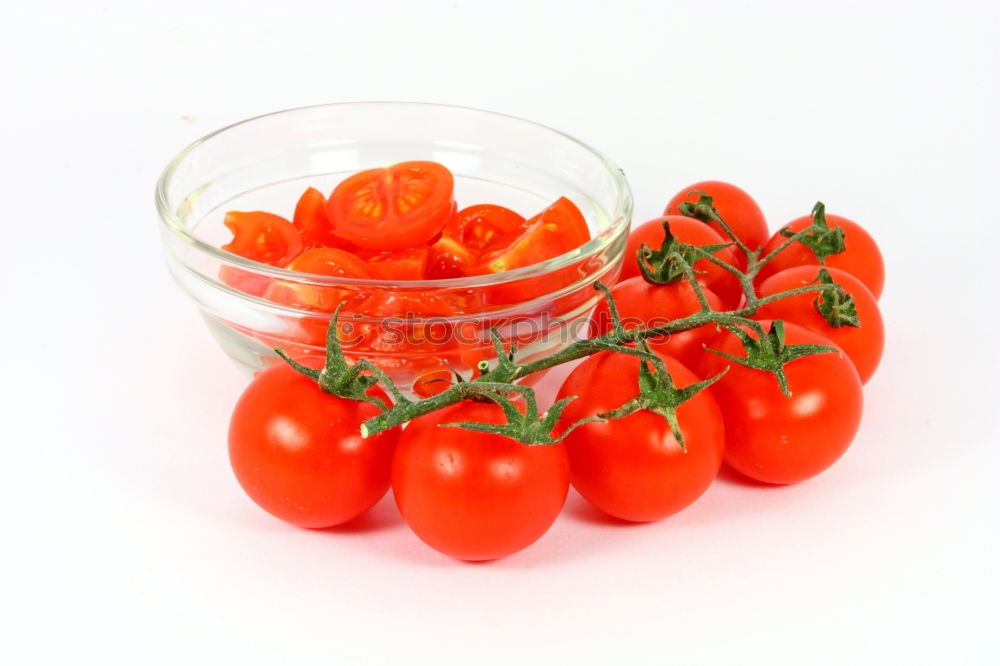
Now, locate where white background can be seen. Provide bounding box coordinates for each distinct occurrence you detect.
[2,1,998,664]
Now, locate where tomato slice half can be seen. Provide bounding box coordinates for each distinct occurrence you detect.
[328,161,455,251]
[471,197,590,274]
[265,248,374,312]
[293,187,345,250]
[425,204,529,278]
[222,211,303,266]
[445,204,528,253]
[363,248,429,281]
[426,236,477,279]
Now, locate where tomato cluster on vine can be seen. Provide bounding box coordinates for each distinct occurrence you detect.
[226,178,886,562]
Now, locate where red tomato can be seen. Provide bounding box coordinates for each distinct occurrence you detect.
[425,236,477,279]
[755,266,884,383]
[328,161,455,251]
[699,321,863,484]
[472,197,590,273]
[391,400,570,560]
[218,266,272,297]
[284,247,373,278]
[757,212,884,299]
[623,215,744,307]
[411,368,453,398]
[265,248,374,312]
[348,290,458,355]
[447,204,529,253]
[221,211,303,266]
[228,358,399,528]
[590,276,724,371]
[665,180,769,252]
[556,352,724,522]
[293,187,345,250]
[425,204,530,278]
[363,248,428,281]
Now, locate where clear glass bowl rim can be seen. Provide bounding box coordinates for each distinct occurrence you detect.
[155,101,633,290]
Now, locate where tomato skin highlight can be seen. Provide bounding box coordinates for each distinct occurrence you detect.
[228,358,399,528]
[623,215,744,307]
[391,401,570,561]
[665,180,769,252]
[755,266,884,383]
[699,321,864,485]
[328,161,455,251]
[757,213,884,299]
[557,352,725,522]
[590,276,724,371]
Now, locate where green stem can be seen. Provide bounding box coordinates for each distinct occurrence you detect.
[753,227,814,274]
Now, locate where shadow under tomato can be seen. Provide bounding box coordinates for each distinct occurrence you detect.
[713,463,777,489]
[561,489,644,527]
[313,493,405,535]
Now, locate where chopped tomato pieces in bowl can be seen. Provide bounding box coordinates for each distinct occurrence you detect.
[156,103,631,396]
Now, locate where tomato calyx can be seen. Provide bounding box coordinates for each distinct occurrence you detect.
[596,344,727,451]
[778,202,846,264]
[704,320,838,397]
[276,303,405,410]
[677,191,752,257]
[439,386,599,447]
[813,268,861,328]
[637,219,733,286]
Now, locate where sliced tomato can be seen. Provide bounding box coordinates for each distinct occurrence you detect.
[222,211,303,266]
[471,197,590,274]
[328,161,455,251]
[351,291,458,354]
[362,248,428,281]
[426,236,477,279]
[265,248,374,312]
[424,205,529,278]
[218,266,273,297]
[412,368,454,398]
[446,204,528,253]
[292,187,340,249]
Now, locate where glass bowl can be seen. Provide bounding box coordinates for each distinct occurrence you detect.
[156,102,632,397]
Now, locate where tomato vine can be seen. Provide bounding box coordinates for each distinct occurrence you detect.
[277,199,859,444]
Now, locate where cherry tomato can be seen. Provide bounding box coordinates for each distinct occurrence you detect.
[265,248,374,312]
[757,212,884,299]
[755,266,884,383]
[411,368,453,398]
[556,351,724,522]
[392,400,570,560]
[590,276,724,371]
[425,236,477,279]
[363,248,428,281]
[218,266,272,297]
[447,204,529,252]
[293,187,346,250]
[665,180,769,252]
[228,358,399,528]
[348,290,458,355]
[221,211,303,266]
[623,215,744,307]
[425,205,530,278]
[472,197,590,273]
[699,321,864,484]
[328,161,455,251]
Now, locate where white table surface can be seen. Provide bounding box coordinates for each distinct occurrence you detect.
[2,1,998,664]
